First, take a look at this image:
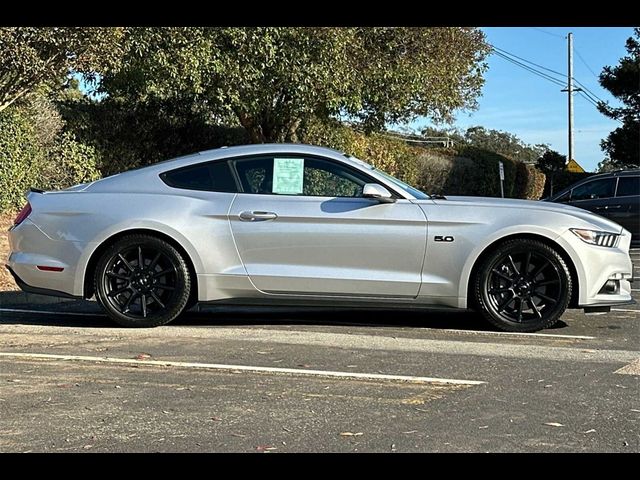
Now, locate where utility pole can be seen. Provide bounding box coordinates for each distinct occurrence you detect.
[567,32,574,165]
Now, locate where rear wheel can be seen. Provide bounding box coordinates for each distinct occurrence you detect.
[94,234,191,327]
[473,239,572,332]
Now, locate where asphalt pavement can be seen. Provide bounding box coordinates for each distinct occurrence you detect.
[0,250,638,452]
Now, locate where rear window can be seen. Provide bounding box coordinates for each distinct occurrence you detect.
[161,161,238,192]
[616,176,640,197]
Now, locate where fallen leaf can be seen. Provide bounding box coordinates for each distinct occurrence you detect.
[583,429,596,434]
[339,432,363,437]
[210,417,222,422]
[162,410,170,414]
[631,409,640,413]
[114,385,121,389]
[403,430,418,434]
[479,426,489,429]
[256,445,277,452]
[544,385,553,388]
[231,433,246,438]
[83,445,93,449]
[391,444,397,452]
[134,353,152,360]
[297,364,311,368]
[544,422,564,427]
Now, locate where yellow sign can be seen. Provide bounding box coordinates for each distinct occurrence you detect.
[566,159,585,173]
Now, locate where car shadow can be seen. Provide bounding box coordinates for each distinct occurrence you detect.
[0,290,569,331]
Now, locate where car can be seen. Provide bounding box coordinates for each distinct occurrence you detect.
[546,169,639,246]
[5,144,635,332]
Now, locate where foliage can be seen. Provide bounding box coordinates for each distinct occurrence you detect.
[536,150,567,196]
[598,28,640,168]
[39,132,101,191]
[101,27,490,143]
[60,97,249,176]
[0,97,102,210]
[421,125,548,163]
[515,162,546,200]
[0,108,42,211]
[0,27,124,113]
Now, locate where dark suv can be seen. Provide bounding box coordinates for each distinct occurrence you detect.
[546,169,639,245]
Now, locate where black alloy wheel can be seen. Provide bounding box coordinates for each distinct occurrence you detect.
[95,234,191,327]
[473,239,572,332]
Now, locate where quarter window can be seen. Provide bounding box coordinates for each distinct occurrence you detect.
[616,177,640,197]
[161,161,238,192]
[570,178,616,201]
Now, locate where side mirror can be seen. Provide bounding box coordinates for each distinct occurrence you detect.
[362,183,396,203]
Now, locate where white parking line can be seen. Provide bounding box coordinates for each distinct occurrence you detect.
[0,352,486,386]
[0,308,103,317]
[612,308,640,313]
[439,329,594,340]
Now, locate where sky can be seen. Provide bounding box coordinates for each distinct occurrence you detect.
[414,27,634,172]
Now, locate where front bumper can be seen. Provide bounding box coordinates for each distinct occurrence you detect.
[556,228,634,309]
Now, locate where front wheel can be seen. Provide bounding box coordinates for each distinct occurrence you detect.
[94,234,191,327]
[473,239,572,332]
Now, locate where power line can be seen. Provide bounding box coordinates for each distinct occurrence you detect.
[492,49,566,87]
[491,45,565,79]
[530,27,566,39]
[573,78,605,103]
[574,48,600,78]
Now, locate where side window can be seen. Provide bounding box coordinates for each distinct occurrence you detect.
[161,161,238,192]
[232,156,371,197]
[555,191,571,203]
[616,177,640,197]
[571,178,616,201]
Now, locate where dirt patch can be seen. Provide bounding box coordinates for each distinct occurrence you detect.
[0,211,18,291]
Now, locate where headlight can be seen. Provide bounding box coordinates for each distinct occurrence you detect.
[570,228,620,247]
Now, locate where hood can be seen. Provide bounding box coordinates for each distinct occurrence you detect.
[426,196,625,233]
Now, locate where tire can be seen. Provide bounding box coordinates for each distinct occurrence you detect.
[472,239,572,332]
[94,234,191,327]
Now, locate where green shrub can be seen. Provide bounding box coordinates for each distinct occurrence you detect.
[0,108,43,211]
[38,132,101,191]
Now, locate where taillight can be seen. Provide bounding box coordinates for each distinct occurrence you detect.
[14,202,32,226]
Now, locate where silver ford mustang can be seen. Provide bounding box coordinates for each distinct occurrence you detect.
[5,144,634,331]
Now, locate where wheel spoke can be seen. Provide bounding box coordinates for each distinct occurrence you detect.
[523,251,531,276]
[149,251,162,269]
[106,271,130,281]
[497,292,515,312]
[529,297,543,318]
[107,285,130,297]
[153,268,175,278]
[536,279,559,287]
[149,290,166,309]
[122,291,139,313]
[155,285,175,291]
[118,253,134,272]
[491,269,512,281]
[532,260,550,279]
[517,298,524,322]
[489,287,510,294]
[508,255,520,275]
[138,246,144,268]
[141,294,148,318]
[535,292,557,304]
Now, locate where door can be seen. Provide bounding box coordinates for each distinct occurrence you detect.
[568,177,617,218]
[228,155,427,297]
[613,176,640,239]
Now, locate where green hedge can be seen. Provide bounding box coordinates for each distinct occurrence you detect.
[0,108,42,211]
[0,103,102,212]
[302,122,546,199]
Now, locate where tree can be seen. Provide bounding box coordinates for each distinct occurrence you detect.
[598,28,640,169]
[536,150,566,196]
[0,27,124,112]
[463,126,548,163]
[101,27,490,143]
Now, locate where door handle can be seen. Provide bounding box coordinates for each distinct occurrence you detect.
[238,211,278,222]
